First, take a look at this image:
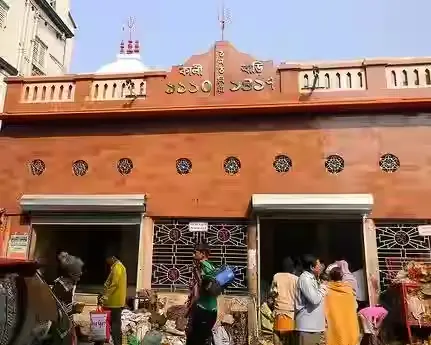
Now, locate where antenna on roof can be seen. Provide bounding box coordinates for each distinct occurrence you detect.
[218,0,231,41]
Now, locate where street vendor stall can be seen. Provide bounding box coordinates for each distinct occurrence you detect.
[391,261,431,344]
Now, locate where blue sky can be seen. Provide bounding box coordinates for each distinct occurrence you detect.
[70,0,431,73]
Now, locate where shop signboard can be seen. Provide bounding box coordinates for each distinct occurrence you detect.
[418,225,431,236]
[188,222,208,232]
[7,233,29,257]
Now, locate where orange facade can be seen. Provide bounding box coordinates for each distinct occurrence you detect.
[2,41,431,254]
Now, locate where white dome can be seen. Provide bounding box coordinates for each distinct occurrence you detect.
[96,53,151,74]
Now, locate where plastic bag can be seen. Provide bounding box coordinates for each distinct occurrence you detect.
[90,307,111,342]
[127,334,141,345]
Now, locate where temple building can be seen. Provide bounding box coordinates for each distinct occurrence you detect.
[1,38,431,340]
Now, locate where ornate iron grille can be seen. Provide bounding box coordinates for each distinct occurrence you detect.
[376,222,431,290]
[151,219,248,293]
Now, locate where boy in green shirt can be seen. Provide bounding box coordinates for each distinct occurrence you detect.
[186,243,218,345]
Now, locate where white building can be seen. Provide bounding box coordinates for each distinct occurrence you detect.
[0,0,76,110]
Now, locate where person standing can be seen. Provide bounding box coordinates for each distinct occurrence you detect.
[50,252,84,345]
[185,242,218,345]
[325,266,360,345]
[335,260,358,295]
[97,252,127,345]
[295,254,327,345]
[271,257,298,345]
[260,295,275,335]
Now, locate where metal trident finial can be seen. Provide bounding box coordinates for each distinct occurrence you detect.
[127,16,136,41]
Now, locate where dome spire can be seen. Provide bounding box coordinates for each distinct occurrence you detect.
[121,16,139,55]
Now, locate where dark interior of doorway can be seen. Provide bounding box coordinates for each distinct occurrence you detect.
[33,224,139,293]
[259,218,364,298]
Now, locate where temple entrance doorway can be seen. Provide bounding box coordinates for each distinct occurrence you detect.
[259,218,366,302]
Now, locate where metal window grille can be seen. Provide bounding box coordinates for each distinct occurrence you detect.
[376,222,431,291]
[31,64,45,76]
[151,219,248,293]
[0,1,8,29]
[33,37,47,69]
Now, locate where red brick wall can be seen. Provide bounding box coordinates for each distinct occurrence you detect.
[0,113,430,222]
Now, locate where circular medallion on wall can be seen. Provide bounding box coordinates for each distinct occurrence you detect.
[176,158,192,175]
[223,156,241,175]
[117,158,133,175]
[324,155,344,174]
[379,153,400,173]
[72,160,89,176]
[167,267,180,282]
[273,155,293,173]
[29,159,46,176]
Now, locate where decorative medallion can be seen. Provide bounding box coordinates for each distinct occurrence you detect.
[394,230,410,246]
[29,159,45,176]
[117,158,133,175]
[176,158,192,175]
[72,160,88,176]
[324,155,344,174]
[379,153,400,173]
[273,155,292,173]
[223,156,241,175]
[169,228,181,241]
[167,268,180,282]
[217,228,231,243]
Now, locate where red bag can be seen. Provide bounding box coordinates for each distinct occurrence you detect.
[90,307,111,342]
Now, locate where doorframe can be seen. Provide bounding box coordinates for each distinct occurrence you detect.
[28,214,145,297]
[251,193,375,332]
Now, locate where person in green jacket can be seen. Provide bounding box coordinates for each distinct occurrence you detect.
[97,250,127,345]
[186,242,218,345]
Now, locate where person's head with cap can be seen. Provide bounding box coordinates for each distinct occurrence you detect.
[193,241,210,261]
[106,247,119,266]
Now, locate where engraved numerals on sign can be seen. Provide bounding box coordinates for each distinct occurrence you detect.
[230,77,275,92]
[165,80,213,94]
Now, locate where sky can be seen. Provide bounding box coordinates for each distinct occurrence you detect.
[70,0,431,73]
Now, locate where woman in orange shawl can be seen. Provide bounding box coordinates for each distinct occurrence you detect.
[325,266,360,345]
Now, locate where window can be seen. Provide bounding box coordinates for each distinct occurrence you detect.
[33,37,48,69]
[151,219,248,293]
[31,64,45,76]
[426,69,431,85]
[402,70,408,86]
[0,0,9,29]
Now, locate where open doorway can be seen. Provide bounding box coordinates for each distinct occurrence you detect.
[32,224,140,295]
[259,218,365,301]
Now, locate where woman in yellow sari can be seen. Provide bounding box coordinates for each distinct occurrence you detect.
[325,266,360,345]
